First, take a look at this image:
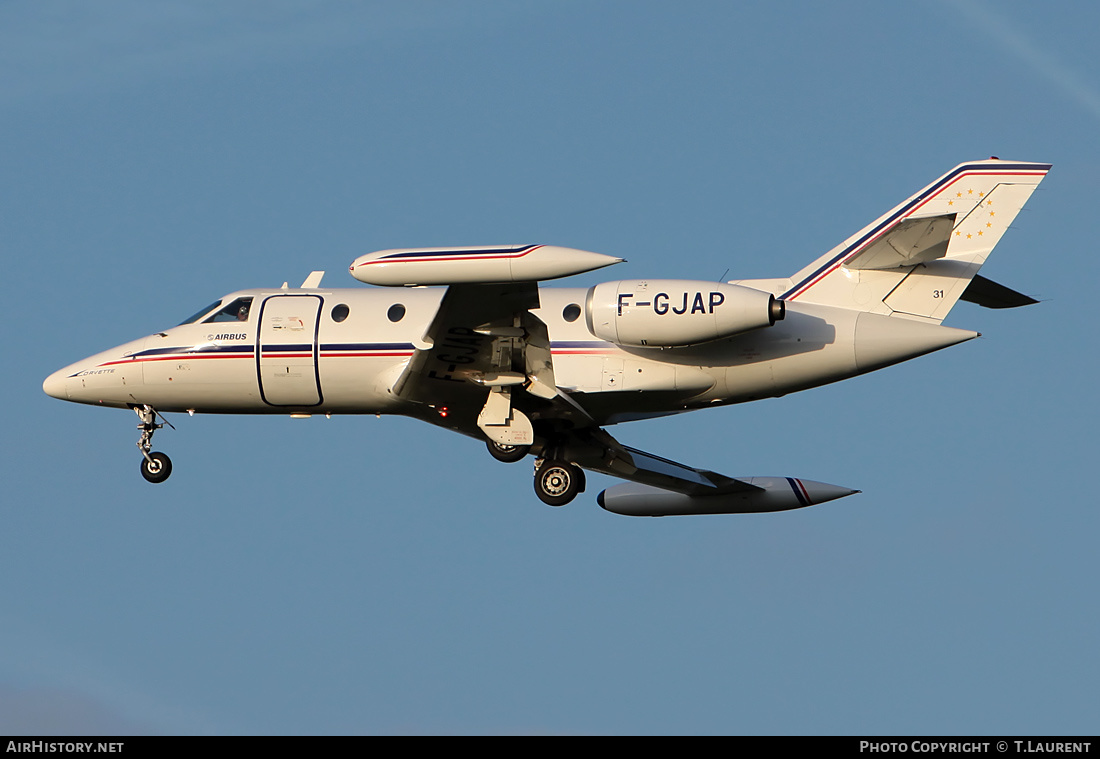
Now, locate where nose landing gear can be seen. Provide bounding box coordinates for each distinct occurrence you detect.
[135,405,174,483]
[140,451,172,484]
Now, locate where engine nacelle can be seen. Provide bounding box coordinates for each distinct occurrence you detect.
[585,280,784,348]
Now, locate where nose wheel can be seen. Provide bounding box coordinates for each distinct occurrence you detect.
[135,405,174,484]
[140,451,173,483]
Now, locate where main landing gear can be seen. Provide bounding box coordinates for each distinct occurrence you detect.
[485,439,530,463]
[484,438,586,506]
[533,458,585,507]
[484,435,585,506]
[135,405,173,483]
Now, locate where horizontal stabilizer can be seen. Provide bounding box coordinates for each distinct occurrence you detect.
[960,274,1038,309]
[845,214,955,270]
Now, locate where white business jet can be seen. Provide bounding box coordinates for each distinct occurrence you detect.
[43,159,1048,516]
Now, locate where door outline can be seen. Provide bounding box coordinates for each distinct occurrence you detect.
[256,294,324,407]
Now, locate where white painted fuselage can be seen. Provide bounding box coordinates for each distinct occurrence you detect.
[43,284,975,426]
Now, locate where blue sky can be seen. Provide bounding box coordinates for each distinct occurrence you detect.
[2,1,1098,735]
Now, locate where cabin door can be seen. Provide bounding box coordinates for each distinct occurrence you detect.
[257,295,322,406]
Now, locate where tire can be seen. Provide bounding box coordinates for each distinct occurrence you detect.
[486,440,531,463]
[534,460,582,506]
[140,452,173,484]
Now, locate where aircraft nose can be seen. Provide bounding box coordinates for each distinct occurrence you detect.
[43,368,70,400]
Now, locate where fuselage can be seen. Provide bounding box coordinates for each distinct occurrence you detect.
[42,284,977,426]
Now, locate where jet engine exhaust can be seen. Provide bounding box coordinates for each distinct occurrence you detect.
[769,295,786,325]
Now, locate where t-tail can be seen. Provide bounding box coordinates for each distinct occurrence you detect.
[779,159,1050,323]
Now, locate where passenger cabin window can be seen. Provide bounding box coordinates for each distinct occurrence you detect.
[203,297,254,323]
[387,304,406,322]
[562,303,582,322]
[331,304,350,322]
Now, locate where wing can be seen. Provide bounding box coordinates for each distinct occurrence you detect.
[392,281,561,446]
[567,424,764,496]
[392,281,762,496]
[391,283,761,497]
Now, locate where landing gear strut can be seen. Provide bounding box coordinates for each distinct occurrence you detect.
[135,405,173,483]
[533,458,585,506]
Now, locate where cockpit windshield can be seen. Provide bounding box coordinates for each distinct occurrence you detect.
[203,297,254,323]
[178,301,222,325]
[177,296,255,326]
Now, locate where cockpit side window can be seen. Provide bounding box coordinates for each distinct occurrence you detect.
[203,297,254,323]
[179,301,222,325]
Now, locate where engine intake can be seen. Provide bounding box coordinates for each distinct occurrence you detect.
[585,280,783,348]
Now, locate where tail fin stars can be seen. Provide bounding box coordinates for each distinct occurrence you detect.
[783,159,1050,323]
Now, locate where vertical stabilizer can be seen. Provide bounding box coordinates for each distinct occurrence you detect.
[782,159,1049,323]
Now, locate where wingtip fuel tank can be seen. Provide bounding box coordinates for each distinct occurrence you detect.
[349,244,623,286]
[597,478,861,517]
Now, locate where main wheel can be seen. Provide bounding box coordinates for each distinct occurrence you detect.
[486,439,531,463]
[140,452,173,484]
[534,460,583,506]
